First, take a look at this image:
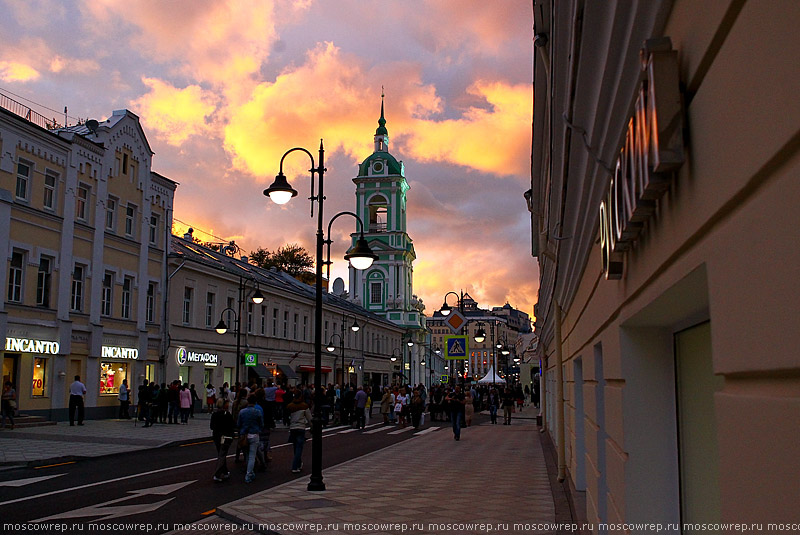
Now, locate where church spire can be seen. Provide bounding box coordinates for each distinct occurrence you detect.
[374,87,389,152]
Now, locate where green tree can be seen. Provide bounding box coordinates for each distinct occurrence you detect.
[249,243,314,277]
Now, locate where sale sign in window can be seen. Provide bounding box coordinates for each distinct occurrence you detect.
[32,357,46,396]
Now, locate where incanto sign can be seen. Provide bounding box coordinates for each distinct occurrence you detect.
[5,337,60,355]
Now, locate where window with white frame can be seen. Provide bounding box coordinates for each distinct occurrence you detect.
[303,315,308,341]
[293,313,298,340]
[101,272,114,316]
[36,256,52,308]
[370,281,382,304]
[125,204,136,237]
[272,308,278,336]
[149,213,160,246]
[146,282,156,322]
[260,305,266,335]
[71,264,85,312]
[182,287,193,325]
[283,310,288,338]
[8,250,24,303]
[227,297,234,331]
[206,292,215,328]
[76,184,90,221]
[16,161,31,200]
[121,276,133,319]
[247,303,254,333]
[43,170,57,210]
[105,197,117,231]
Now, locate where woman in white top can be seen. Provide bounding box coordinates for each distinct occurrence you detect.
[206,384,217,412]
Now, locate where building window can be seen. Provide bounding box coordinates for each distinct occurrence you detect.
[101,272,114,316]
[100,361,128,395]
[122,153,128,175]
[324,320,329,342]
[43,170,57,210]
[303,316,308,341]
[272,308,278,336]
[76,184,90,221]
[283,310,288,338]
[16,161,31,200]
[36,256,53,308]
[293,314,298,340]
[183,287,193,325]
[247,303,254,333]
[206,292,215,328]
[260,306,266,335]
[71,264,85,312]
[370,282,382,304]
[125,204,136,237]
[105,197,117,231]
[146,282,156,322]
[8,250,24,303]
[149,214,159,246]
[121,276,133,319]
[32,357,47,397]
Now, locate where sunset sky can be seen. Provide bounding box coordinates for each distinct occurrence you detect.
[0,0,538,317]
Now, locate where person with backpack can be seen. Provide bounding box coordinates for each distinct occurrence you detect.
[236,395,264,483]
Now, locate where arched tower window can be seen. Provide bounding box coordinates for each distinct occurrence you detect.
[368,195,388,232]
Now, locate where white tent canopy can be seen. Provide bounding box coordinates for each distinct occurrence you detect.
[477,366,506,384]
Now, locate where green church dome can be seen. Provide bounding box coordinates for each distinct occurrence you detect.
[359,151,403,176]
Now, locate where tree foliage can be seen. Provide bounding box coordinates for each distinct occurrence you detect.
[249,243,314,277]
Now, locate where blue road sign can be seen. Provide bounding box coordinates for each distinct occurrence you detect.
[445,335,468,360]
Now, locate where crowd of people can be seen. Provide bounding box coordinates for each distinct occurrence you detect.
[129,377,540,483]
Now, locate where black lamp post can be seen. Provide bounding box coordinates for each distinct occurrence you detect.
[263,140,377,492]
[214,276,264,386]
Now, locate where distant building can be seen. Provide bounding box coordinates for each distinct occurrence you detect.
[1,101,175,420]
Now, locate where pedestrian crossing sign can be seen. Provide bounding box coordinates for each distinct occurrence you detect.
[445,335,468,360]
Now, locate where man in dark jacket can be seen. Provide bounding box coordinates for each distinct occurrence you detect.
[210,398,235,481]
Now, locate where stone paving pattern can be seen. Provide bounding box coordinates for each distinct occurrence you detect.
[0,414,213,465]
[208,404,554,535]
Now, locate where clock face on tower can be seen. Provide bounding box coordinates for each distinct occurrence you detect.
[372,161,384,173]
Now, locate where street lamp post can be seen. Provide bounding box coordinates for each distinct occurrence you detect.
[213,276,264,386]
[264,140,377,492]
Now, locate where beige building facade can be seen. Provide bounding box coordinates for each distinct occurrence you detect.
[1,102,175,420]
[531,0,799,530]
[167,234,405,392]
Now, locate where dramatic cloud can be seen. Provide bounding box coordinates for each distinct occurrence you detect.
[0,0,538,316]
[132,78,218,146]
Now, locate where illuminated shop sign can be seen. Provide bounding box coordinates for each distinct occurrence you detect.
[101,346,139,360]
[599,37,685,280]
[5,337,60,355]
[175,347,219,367]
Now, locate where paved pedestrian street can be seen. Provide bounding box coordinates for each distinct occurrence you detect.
[170,406,558,535]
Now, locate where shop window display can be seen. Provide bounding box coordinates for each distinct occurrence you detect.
[32,357,47,397]
[100,362,128,394]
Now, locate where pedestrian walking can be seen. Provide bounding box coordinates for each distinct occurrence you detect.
[168,380,180,424]
[69,375,87,426]
[231,389,247,462]
[1,381,17,429]
[380,387,392,424]
[189,384,199,418]
[464,389,475,427]
[354,386,368,429]
[488,387,499,424]
[287,391,312,474]
[502,387,515,425]
[236,395,264,483]
[206,383,217,413]
[410,389,425,429]
[210,398,234,482]
[179,383,192,423]
[118,379,130,419]
[446,386,466,440]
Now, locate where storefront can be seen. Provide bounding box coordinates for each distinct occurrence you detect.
[3,333,61,415]
[167,345,231,390]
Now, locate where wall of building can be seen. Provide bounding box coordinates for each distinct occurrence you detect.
[535,0,800,529]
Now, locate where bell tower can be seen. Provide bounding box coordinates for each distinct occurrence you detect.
[349,95,422,332]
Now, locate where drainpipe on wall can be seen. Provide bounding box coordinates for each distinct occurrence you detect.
[554,299,566,482]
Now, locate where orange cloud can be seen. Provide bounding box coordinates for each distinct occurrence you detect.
[131,78,218,146]
[404,81,531,178]
[0,61,40,82]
